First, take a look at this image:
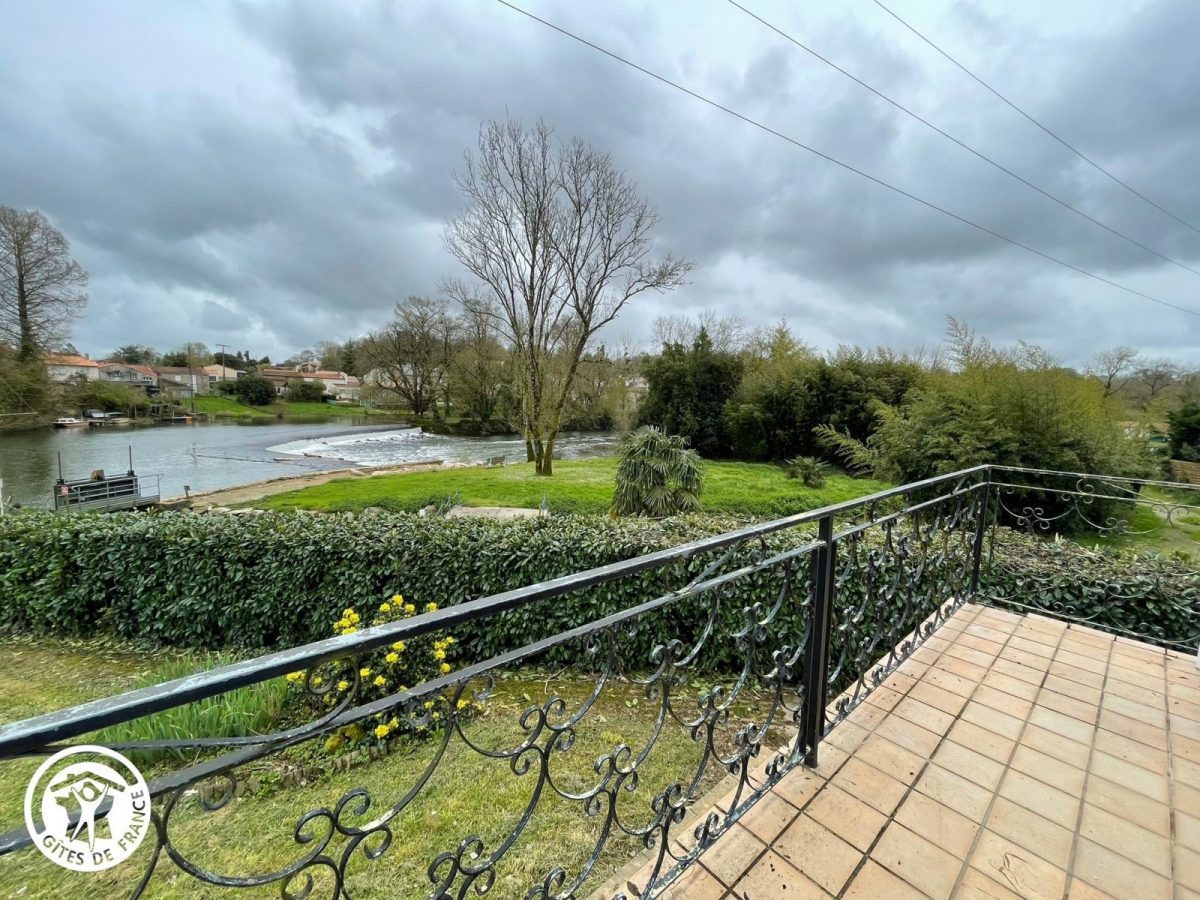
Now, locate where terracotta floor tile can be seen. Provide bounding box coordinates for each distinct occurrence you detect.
[935,654,989,683]
[870,821,962,900]
[1049,660,1106,690]
[1072,837,1172,900]
[1177,757,1200,791]
[1009,745,1087,796]
[843,859,926,900]
[1084,774,1170,837]
[933,739,1006,791]
[771,814,862,895]
[1105,677,1166,709]
[1003,646,1054,671]
[923,665,976,698]
[1043,673,1103,706]
[864,685,906,713]
[1057,648,1110,675]
[991,657,1046,686]
[1066,878,1119,899]
[1079,803,1171,877]
[982,670,1040,701]
[986,796,1075,869]
[881,669,921,695]
[1028,705,1096,745]
[1097,707,1167,750]
[830,757,908,815]
[961,701,1026,741]
[824,719,870,755]
[1008,635,1056,659]
[1021,723,1091,768]
[854,734,926,784]
[893,789,979,857]
[948,719,1016,764]
[958,632,1006,656]
[841,698,887,731]
[739,791,798,845]
[700,824,767,888]
[969,830,1068,899]
[1094,726,1168,773]
[810,742,850,779]
[958,867,1025,899]
[660,863,727,899]
[975,684,1035,720]
[1037,687,1101,724]
[805,783,887,852]
[875,712,942,757]
[731,849,829,900]
[998,769,1080,829]
[1173,714,1200,743]
[1102,693,1167,729]
[1176,844,1200,891]
[1089,751,1170,804]
[1178,811,1200,852]
[968,623,1013,644]
[914,763,994,822]
[772,767,824,809]
[908,681,969,717]
[945,643,998,670]
[1174,733,1200,764]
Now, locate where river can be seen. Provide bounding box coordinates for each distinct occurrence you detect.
[0,420,617,509]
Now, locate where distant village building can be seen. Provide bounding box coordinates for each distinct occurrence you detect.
[44,354,100,383]
[201,364,240,385]
[98,362,158,392]
[259,366,361,401]
[154,366,210,397]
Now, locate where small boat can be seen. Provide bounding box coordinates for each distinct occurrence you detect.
[53,417,87,428]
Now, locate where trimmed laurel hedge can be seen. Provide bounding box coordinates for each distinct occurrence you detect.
[0,511,1194,665]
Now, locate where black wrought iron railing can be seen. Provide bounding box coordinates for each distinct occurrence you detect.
[0,464,1195,898]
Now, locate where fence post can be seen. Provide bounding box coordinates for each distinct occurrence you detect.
[969,469,992,597]
[802,513,836,767]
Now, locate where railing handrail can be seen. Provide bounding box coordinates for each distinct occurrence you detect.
[0,464,990,756]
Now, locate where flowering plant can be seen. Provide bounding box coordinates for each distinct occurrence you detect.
[285,593,464,752]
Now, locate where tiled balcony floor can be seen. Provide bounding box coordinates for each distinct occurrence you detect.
[663,603,1200,899]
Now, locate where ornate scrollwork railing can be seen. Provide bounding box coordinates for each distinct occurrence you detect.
[1,463,1193,897]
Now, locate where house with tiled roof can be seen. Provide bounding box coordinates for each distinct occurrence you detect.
[99,362,158,392]
[45,354,100,382]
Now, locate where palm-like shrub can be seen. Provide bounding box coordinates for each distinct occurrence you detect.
[612,426,703,517]
[785,455,830,488]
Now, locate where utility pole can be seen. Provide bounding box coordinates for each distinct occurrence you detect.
[186,344,197,414]
[216,343,230,382]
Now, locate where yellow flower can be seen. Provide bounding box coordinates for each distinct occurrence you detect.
[374,724,389,739]
[359,667,371,679]
[392,640,406,652]
[404,603,415,615]
[391,593,403,603]
[343,608,355,618]
[389,717,400,729]
[440,663,451,675]
[311,676,323,686]
[434,649,446,661]
[425,602,438,613]
[457,698,470,710]
[373,675,387,688]
[385,652,399,665]
[379,602,391,613]
[432,712,441,721]
[423,700,434,709]
[338,680,350,691]
[285,672,303,683]
[444,636,455,645]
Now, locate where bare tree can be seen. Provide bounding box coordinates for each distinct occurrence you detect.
[362,297,453,417]
[651,310,745,353]
[450,304,509,423]
[1136,358,1182,407]
[0,206,88,360]
[444,119,690,475]
[1085,345,1140,397]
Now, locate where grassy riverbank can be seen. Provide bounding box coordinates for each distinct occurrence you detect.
[0,639,772,898]
[254,457,892,517]
[192,397,398,419]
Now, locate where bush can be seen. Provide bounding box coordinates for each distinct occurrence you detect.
[612,426,702,517]
[784,456,829,488]
[287,382,329,403]
[1168,404,1200,460]
[215,380,240,396]
[233,375,276,406]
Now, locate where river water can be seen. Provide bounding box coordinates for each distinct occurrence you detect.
[0,420,617,509]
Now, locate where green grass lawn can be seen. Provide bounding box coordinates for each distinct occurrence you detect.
[1074,486,1200,559]
[255,457,893,518]
[192,397,397,419]
[0,640,778,899]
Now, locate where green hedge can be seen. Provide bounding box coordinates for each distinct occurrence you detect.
[0,511,1193,671]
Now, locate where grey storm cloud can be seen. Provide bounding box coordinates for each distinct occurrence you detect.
[1,0,1198,364]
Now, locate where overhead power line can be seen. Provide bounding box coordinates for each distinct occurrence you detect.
[869,0,1200,238]
[726,0,1200,279]
[493,1,1200,319]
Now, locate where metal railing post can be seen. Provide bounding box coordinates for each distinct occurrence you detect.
[802,513,836,767]
[969,469,992,596]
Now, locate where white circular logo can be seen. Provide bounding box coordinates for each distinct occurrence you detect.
[24,745,151,872]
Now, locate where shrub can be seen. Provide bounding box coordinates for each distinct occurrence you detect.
[214,380,240,396]
[287,382,328,403]
[784,456,829,488]
[233,375,276,406]
[1168,404,1200,460]
[612,426,702,517]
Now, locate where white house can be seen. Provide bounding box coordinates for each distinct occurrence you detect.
[45,354,100,383]
[98,362,158,391]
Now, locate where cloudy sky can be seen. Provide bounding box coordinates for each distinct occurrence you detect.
[2,0,1198,365]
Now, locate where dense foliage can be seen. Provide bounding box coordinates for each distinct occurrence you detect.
[1169,403,1200,461]
[233,374,276,406]
[612,426,702,517]
[1,509,1192,670]
[286,381,328,403]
